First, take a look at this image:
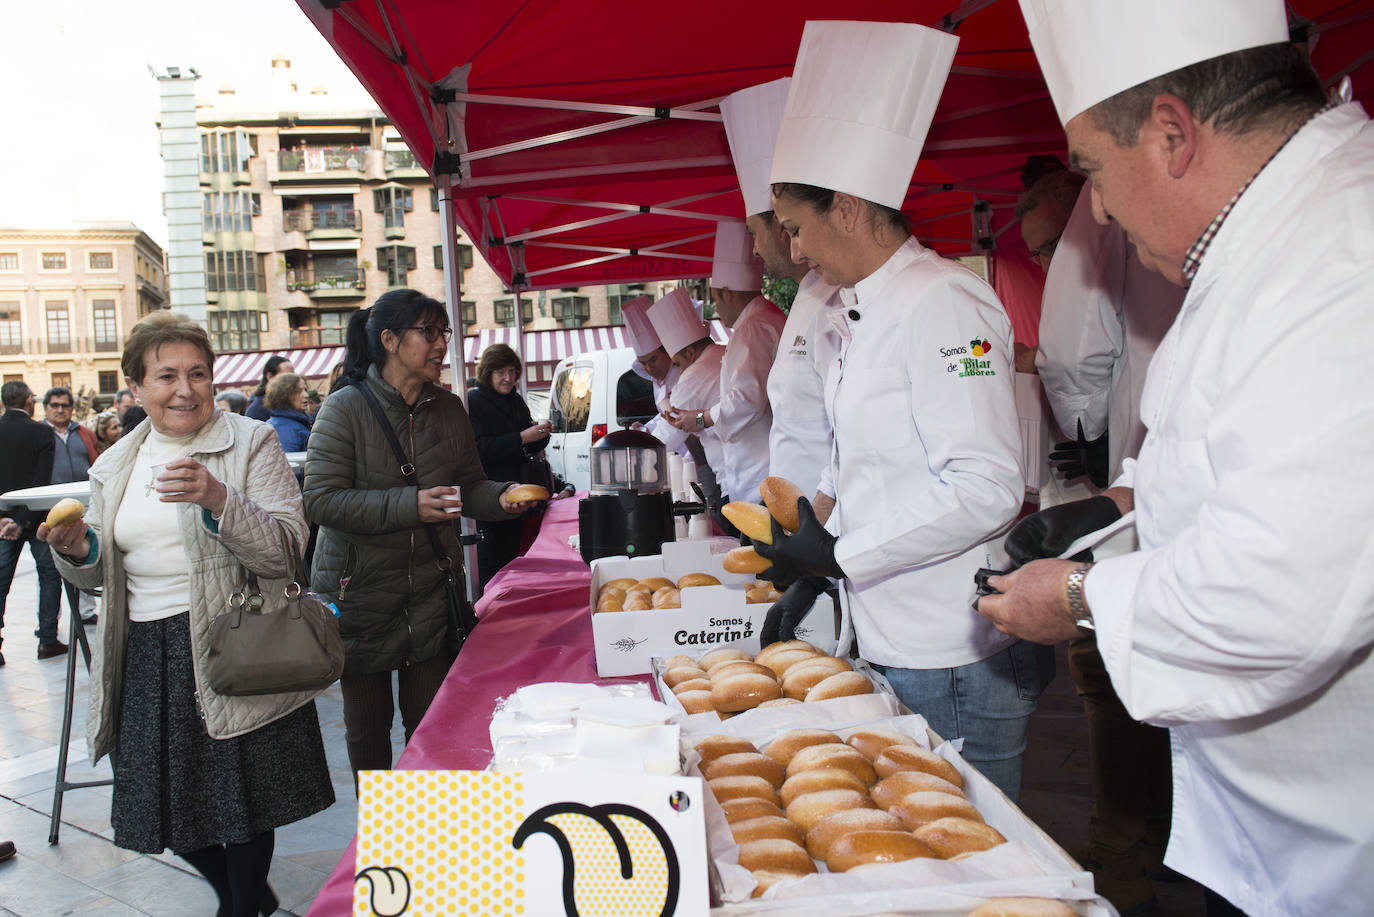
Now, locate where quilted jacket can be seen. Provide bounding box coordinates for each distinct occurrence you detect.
[304,366,511,675]
[53,411,314,761]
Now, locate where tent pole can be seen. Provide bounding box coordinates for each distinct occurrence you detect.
[437,169,482,605]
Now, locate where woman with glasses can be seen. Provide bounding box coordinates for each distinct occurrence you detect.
[303,289,538,782]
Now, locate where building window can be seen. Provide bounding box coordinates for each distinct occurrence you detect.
[203,191,261,233]
[93,300,119,351]
[42,252,67,271]
[373,186,413,230]
[377,245,417,288]
[89,252,114,270]
[432,243,475,271]
[98,371,119,393]
[605,286,647,326]
[461,300,476,326]
[51,372,72,389]
[204,251,263,293]
[201,130,256,173]
[551,295,591,326]
[46,302,71,353]
[318,310,352,346]
[430,188,439,211]
[207,309,266,352]
[0,303,20,354]
[0,253,19,271]
[494,296,532,327]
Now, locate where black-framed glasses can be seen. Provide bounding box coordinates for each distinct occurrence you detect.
[47,401,73,409]
[407,324,453,343]
[1029,233,1062,266]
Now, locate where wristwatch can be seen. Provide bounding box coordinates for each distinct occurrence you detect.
[1066,562,1094,630]
[696,410,708,431]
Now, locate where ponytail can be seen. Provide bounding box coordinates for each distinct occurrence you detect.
[341,307,374,385]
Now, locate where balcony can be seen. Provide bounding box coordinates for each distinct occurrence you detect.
[275,147,370,181]
[289,326,349,348]
[283,208,363,240]
[384,149,425,176]
[285,268,366,299]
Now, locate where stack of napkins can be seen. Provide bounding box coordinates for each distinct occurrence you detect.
[489,682,680,775]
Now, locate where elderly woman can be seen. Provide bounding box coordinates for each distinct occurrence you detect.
[245,355,293,422]
[264,372,312,453]
[40,312,333,917]
[305,289,540,782]
[93,410,122,454]
[466,343,553,586]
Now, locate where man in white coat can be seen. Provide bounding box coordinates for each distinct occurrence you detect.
[621,294,681,447]
[983,3,1374,914]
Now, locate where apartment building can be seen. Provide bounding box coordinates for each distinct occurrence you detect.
[0,224,167,397]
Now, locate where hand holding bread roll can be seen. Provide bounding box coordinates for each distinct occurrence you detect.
[504,483,550,503]
[722,502,774,544]
[759,477,805,534]
[44,498,85,528]
[39,498,90,560]
[724,546,772,574]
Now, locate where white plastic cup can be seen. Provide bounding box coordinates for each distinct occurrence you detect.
[688,513,712,539]
[668,453,684,497]
[150,462,186,496]
[441,492,463,515]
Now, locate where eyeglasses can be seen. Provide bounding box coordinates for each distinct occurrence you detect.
[1029,233,1062,267]
[47,402,73,410]
[407,324,453,343]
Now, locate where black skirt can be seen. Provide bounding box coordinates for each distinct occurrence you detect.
[110,614,336,854]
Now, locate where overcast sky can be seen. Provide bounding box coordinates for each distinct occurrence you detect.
[0,0,374,248]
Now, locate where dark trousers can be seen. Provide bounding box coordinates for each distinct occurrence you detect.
[0,531,63,643]
[1068,633,1173,861]
[476,518,523,588]
[339,652,452,787]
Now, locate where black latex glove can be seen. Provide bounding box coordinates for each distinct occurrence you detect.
[760,576,830,647]
[1049,419,1111,489]
[753,496,845,581]
[1005,495,1122,567]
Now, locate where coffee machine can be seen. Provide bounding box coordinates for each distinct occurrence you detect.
[577,430,676,563]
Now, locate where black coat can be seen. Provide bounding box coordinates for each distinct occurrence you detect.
[466,385,548,483]
[0,409,56,529]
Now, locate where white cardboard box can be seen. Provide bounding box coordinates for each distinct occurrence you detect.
[589,537,838,677]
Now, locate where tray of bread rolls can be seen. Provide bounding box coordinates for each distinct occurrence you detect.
[677,713,1109,916]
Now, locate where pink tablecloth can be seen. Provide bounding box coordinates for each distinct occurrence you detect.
[306,495,647,916]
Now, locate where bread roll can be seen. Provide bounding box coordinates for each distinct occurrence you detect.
[652,586,682,609]
[825,830,936,873]
[758,649,823,679]
[722,501,774,544]
[805,670,875,702]
[703,752,786,788]
[874,745,965,788]
[759,476,806,534]
[708,662,776,685]
[671,677,711,695]
[595,592,624,613]
[505,483,550,502]
[720,796,784,824]
[781,657,854,700]
[845,728,919,763]
[804,807,906,860]
[966,898,1077,917]
[44,498,85,528]
[785,788,875,833]
[623,591,652,611]
[786,744,878,786]
[737,839,816,875]
[661,653,699,669]
[699,648,753,670]
[625,582,654,597]
[745,585,775,604]
[871,771,966,808]
[730,815,806,847]
[889,791,984,830]
[913,817,1007,859]
[749,870,809,899]
[754,639,818,668]
[710,672,783,712]
[676,690,715,715]
[763,729,841,768]
[677,572,721,589]
[601,577,639,592]
[779,767,867,808]
[756,697,802,708]
[708,775,781,807]
[695,734,759,765]
[724,546,772,574]
[662,665,708,689]
[638,577,675,591]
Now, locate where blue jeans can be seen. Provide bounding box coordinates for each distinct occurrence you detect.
[0,531,63,642]
[871,640,1054,802]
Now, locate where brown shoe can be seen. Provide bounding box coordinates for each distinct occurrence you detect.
[0,840,15,863]
[37,641,69,660]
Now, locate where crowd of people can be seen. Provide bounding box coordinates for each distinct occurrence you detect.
[1,3,1370,915]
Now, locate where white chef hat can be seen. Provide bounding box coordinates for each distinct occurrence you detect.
[1020,0,1290,125]
[770,20,958,210]
[709,222,763,292]
[720,78,791,217]
[619,294,659,356]
[648,288,710,357]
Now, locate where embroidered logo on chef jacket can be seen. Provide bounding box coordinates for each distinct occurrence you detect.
[787,333,809,357]
[943,338,996,376]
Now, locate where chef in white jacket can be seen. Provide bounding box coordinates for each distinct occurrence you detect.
[621,294,681,447]
[647,288,726,505]
[757,20,1035,801]
[665,223,785,504]
[983,3,1374,914]
[720,78,843,506]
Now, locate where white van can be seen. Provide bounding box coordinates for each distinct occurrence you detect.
[546,347,658,491]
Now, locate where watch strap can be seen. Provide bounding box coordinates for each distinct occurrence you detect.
[1067,562,1094,630]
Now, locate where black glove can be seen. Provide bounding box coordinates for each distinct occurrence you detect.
[1049,419,1110,489]
[760,576,830,647]
[753,497,845,581]
[1004,495,1122,567]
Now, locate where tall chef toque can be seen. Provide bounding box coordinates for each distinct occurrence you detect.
[720,78,791,217]
[648,288,710,358]
[769,20,958,211]
[619,294,659,357]
[1020,0,1290,126]
[709,222,764,292]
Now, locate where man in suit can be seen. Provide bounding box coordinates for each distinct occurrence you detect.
[0,380,65,662]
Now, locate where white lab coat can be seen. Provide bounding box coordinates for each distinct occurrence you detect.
[1086,103,1374,917]
[634,362,682,448]
[768,271,842,500]
[659,343,725,477]
[825,238,1025,668]
[713,296,786,502]
[1036,182,1184,479]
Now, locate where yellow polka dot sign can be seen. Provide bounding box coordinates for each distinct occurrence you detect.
[353,771,708,916]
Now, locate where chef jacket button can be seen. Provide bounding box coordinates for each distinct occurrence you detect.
[848,308,861,320]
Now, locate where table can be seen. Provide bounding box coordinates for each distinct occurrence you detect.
[306,494,640,915]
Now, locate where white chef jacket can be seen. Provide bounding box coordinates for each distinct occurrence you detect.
[825,237,1025,668]
[768,271,842,500]
[1036,182,1184,479]
[633,362,682,448]
[657,343,725,477]
[1086,103,1374,917]
[712,296,786,502]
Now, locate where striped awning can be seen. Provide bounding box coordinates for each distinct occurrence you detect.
[212,321,732,390]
